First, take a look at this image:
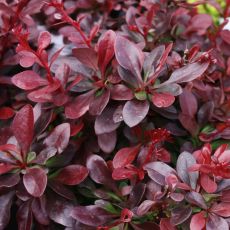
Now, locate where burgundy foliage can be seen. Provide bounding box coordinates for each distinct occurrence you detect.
[1,0,230,229]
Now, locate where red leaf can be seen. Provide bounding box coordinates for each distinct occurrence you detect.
[38,31,51,50]
[23,167,47,197]
[210,202,230,217]
[123,100,149,127]
[44,123,70,153]
[55,165,88,185]
[0,163,16,175]
[12,104,34,154]
[110,84,134,101]
[160,218,177,230]
[12,70,48,90]
[152,92,175,108]
[0,107,15,120]
[65,90,94,119]
[200,173,217,193]
[113,144,141,168]
[98,30,116,76]
[115,36,144,80]
[190,212,206,230]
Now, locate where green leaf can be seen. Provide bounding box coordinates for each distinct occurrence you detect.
[134,91,147,101]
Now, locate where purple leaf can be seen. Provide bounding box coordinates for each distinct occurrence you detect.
[170,206,192,225]
[143,162,176,185]
[86,154,116,190]
[179,89,198,117]
[17,201,33,230]
[123,100,149,127]
[137,200,155,216]
[162,62,209,85]
[48,180,76,201]
[47,195,74,227]
[0,191,14,230]
[23,167,47,197]
[176,151,198,189]
[95,107,121,135]
[98,131,117,153]
[44,123,70,153]
[0,173,20,188]
[55,165,88,185]
[12,104,34,154]
[12,70,48,90]
[31,197,49,225]
[206,214,229,230]
[115,36,144,80]
[89,89,110,116]
[71,205,113,227]
[185,192,207,210]
[110,84,134,101]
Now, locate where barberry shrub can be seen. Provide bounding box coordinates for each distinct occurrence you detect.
[1,0,230,229]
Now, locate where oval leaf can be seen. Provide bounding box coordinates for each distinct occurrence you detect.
[123,100,149,127]
[23,167,47,197]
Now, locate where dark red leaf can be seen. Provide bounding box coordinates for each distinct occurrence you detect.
[71,205,113,227]
[98,30,116,76]
[23,167,47,197]
[12,104,34,154]
[0,191,14,230]
[89,89,110,116]
[73,48,98,70]
[17,201,33,230]
[115,36,144,80]
[65,90,94,119]
[170,206,192,225]
[55,164,88,185]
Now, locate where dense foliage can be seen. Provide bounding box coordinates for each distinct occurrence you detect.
[1,0,230,229]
